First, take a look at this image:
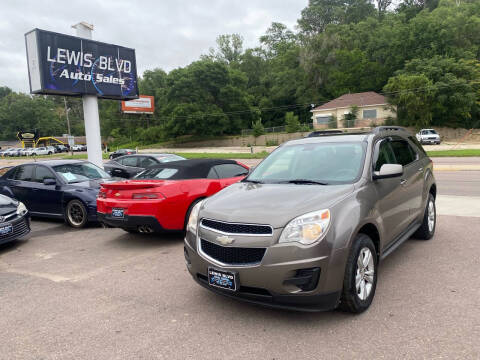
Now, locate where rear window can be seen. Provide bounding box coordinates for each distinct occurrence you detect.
[135,168,179,180]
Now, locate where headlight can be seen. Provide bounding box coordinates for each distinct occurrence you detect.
[187,200,204,234]
[16,202,28,216]
[279,209,331,245]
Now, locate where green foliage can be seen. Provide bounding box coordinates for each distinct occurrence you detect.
[343,106,359,128]
[328,115,338,129]
[252,119,265,137]
[285,112,300,133]
[266,139,279,146]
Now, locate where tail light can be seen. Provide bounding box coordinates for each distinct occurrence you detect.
[132,193,165,200]
[98,190,107,199]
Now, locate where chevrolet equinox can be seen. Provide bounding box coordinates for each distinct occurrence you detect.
[184,127,436,313]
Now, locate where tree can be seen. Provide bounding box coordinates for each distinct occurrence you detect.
[343,105,359,127]
[205,34,244,64]
[383,74,434,128]
[376,0,392,15]
[285,112,301,132]
[260,22,296,57]
[252,119,265,138]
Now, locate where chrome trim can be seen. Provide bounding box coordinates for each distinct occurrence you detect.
[200,218,273,237]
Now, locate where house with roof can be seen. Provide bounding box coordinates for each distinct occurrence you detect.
[311,91,396,129]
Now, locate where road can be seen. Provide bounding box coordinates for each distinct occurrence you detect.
[0,171,479,359]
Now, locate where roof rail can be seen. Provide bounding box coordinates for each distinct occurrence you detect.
[306,130,344,137]
[372,126,408,134]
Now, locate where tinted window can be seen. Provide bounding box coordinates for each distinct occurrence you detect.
[408,136,427,156]
[390,140,416,166]
[34,166,56,183]
[134,168,179,179]
[14,165,34,181]
[138,156,157,168]
[213,164,248,179]
[119,156,138,167]
[207,168,218,179]
[374,140,396,171]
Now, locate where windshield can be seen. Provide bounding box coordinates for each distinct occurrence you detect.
[424,130,437,134]
[53,162,111,183]
[246,141,367,185]
[134,168,179,180]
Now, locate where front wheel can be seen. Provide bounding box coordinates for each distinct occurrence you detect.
[339,234,378,313]
[413,193,436,240]
[65,199,88,228]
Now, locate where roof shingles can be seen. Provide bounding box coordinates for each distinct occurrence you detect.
[312,92,387,111]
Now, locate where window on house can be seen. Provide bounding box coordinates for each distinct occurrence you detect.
[316,115,331,124]
[363,109,377,119]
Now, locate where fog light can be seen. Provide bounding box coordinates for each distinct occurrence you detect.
[284,267,320,291]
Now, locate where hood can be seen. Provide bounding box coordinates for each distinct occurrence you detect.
[0,194,18,215]
[201,182,354,229]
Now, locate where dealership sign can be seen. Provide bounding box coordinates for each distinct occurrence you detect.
[25,28,139,100]
[121,95,155,114]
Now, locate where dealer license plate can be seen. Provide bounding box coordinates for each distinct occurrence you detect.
[0,224,13,236]
[208,268,237,291]
[111,208,124,218]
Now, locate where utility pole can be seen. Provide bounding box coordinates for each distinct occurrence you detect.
[63,97,71,135]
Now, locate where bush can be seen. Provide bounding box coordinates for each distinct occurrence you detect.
[285,112,300,133]
[266,139,278,146]
[252,119,265,138]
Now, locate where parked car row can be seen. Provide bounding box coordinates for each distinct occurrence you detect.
[0,145,70,157]
[0,127,437,314]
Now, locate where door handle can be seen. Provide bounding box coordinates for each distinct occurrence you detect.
[400,179,407,186]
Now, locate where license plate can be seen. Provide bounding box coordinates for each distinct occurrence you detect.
[208,268,237,291]
[111,208,124,218]
[0,224,13,236]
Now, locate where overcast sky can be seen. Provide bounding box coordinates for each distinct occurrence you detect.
[0,0,307,93]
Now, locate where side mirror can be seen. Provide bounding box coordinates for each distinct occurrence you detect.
[373,164,403,180]
[43,178,57,186]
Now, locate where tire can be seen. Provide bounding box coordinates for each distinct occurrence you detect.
[65,199,88,228]
[48,152,52,155]
[32,153,36,156]
[413,193,436,240]
[184,198,204,231]
[339,234,378,314]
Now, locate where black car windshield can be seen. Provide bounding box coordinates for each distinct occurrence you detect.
[246,141,367,185]
[134,168,179,179]
[53,163,111,183]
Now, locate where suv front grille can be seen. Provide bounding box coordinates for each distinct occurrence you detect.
[201,219,272,235]
[200,239,266,265]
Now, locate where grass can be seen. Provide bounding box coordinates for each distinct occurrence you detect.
[426,149,480,157]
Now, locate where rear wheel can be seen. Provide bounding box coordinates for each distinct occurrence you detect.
[339,234,378,313]
[413,193,436,240]
[65,199,88,228]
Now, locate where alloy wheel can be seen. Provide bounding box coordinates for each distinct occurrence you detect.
[428,199,435,233]
[67,202,85,226]
[355,247,375,301]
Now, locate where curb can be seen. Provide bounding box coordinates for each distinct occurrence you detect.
[433,165,480,171]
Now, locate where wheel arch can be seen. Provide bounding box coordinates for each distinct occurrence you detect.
[355,223,381,259]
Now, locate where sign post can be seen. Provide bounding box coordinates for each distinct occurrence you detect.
[25,24,139,168]
[72,23,102,167]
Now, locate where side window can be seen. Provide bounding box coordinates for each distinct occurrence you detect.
[6,167,18,179]
[33,166,56,183]
[374,140,396,171]
[213,164,248,179]
[408,136,426,156]
[207,168,219,179]
[390,140,416,166]
[138,156,157,168]
[14,165,34,181]
[119,157,138,167]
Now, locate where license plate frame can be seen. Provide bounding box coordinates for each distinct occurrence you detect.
[111,208,124,218]
[208,267,237,292]
[0,223,13,236]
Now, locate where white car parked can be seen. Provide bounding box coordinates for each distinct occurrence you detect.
[29,147,52,156]
[416,129,441,145]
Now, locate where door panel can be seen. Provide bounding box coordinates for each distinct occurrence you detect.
[31,166,63,215]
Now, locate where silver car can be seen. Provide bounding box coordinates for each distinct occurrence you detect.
[185,126,437,313]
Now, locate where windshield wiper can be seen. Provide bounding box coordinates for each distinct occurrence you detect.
[280,179,329,185]
[242,178,263,184]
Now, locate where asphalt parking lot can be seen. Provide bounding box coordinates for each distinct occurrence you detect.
[1,170,479,359]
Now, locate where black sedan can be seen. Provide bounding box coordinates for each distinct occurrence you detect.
[109,148,136,159]
[0,194,30,246]
[103,153,186,179]
[0,160,115,228]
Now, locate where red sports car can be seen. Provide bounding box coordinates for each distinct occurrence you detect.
[97,159,249,233]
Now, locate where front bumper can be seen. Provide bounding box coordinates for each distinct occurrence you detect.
[184,229,347,312]
[0,214,31,246]
[97,212,166,233]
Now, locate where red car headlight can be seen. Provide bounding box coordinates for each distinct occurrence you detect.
[132,193,165,200]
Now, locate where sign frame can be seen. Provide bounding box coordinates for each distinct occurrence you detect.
[121,95,155,114]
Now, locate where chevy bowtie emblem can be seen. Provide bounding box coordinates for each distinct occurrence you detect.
[216,235,235,245]
[114,193,120,197]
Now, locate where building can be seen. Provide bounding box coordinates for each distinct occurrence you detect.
[311,91,396,129]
